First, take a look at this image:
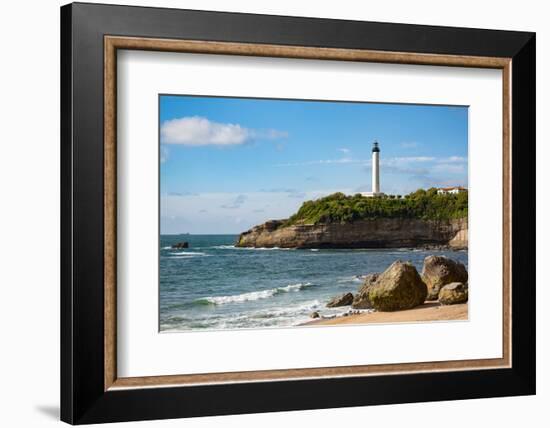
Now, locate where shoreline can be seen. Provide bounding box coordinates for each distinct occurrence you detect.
[235,245,468,251]
[301,302,468,326]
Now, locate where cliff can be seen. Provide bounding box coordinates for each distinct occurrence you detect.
[236,217,468,249]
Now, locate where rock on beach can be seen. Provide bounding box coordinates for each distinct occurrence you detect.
[351,273,379,309]
[326,292,354,308]
[368,261,428,312]
[438,282,469,305]
[422,255,468,300]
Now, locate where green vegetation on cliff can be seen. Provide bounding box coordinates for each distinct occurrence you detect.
[284,188,467,226]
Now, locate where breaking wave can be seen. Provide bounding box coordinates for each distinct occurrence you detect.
[168,251,209,259]
[211,245,294,251]
[198,282,312,305]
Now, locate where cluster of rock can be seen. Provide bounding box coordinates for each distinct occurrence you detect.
[422,255,468,300]
[322,255,468,314]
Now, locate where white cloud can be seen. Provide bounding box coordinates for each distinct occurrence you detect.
[160,116,287,146]
[338,148,351,154]
[161,189,350,234]
[220,194,248,209]
[437,156,467,163]
[385,156,436,164]
[433,163,466,174]
[275,158,362,167]
[276,156,437,168]
[260,188,305,198]
[161,116,248,145]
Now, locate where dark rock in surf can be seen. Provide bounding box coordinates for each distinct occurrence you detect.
[172,241,189,249]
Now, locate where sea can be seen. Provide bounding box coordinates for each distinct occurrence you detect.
[160,234,468,332]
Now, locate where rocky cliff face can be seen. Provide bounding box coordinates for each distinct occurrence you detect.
[236,218,468,249]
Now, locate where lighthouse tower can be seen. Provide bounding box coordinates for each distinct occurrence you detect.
[361,141,384,197]
[372,141,380,194]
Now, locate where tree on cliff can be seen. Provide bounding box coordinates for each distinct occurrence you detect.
[284,188,468,225]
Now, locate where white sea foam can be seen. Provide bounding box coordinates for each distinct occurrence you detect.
[170,255,211,259]
[277,282,312,292]
[169,251,210,259]
[209,245,296,251]
[245,299,322,326]
[337,275,365,284]
[169,251,206,256]
[201,299,322,329]
[205,289,277,304]
[202,282,312,305]
[161,299,373,331]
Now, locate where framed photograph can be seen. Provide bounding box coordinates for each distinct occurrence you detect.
[61,2,535,424]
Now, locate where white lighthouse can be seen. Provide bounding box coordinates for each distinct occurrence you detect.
[361,141,384,197]
[372,141,380,194]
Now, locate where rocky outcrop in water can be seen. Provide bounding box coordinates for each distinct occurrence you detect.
[236,218,467,249]
[172,241,189,249]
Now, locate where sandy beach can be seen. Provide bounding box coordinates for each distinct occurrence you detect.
[303,302,468,326]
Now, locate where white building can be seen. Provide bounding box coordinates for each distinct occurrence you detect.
[361,141,385,197]
[437,186,467,195]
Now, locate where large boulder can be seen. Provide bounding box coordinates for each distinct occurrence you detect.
[421,255,468,300]
[368,261,427,311]
[326,292,354,308]
[438,282,468,305]
[352,273,379,309]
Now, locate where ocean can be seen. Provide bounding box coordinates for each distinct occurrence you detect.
[160,234,468,331]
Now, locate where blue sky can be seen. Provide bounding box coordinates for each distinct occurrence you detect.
[160,95,468,234]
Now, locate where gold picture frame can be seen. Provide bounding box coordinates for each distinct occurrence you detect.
[103,36,512,391]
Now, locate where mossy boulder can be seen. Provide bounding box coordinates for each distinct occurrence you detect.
[422,255,468,300]
[351,273,379,309]
[368,261,427,311]
[326,292,354,308]
[438,282,468,305]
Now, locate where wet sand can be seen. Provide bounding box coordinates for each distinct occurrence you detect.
[303,302,468,326]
